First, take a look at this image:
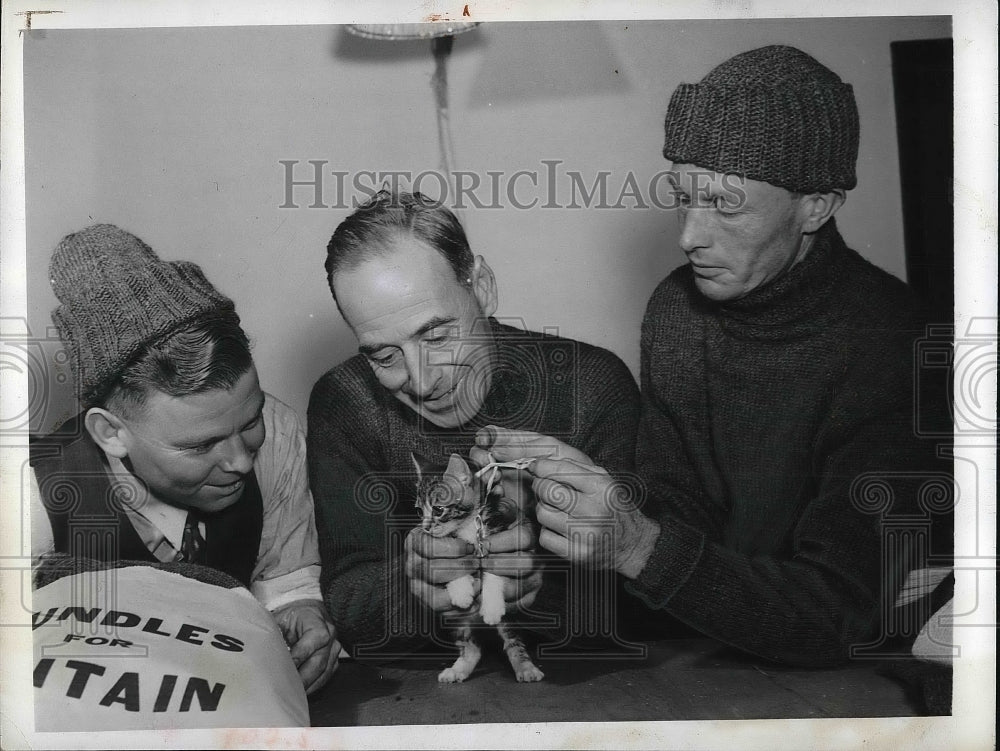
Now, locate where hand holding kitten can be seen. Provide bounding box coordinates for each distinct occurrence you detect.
[404,514,543,613]
[405,529,478,613]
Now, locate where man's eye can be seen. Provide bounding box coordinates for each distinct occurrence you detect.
[714,195,739,215]
[369,351,400,368]
[424,325,458,345]
[188,443,215,455]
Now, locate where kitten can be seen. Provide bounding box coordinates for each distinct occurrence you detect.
[411,452,545,683]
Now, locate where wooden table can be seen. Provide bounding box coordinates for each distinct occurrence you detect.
[308,638,922,726]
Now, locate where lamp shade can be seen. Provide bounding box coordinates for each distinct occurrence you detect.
[346,22,478,41]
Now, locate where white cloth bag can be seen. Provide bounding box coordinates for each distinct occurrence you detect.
[32,565,309,730]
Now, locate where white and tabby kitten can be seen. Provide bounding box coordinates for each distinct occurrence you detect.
[412,452,544,683]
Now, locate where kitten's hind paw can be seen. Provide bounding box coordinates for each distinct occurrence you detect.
[438,667,468,683]
[515,664,545,683]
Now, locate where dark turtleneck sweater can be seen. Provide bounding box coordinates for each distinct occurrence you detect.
[630,220,948,666]
[307,319,639,653]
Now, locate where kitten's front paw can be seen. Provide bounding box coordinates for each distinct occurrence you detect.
[438,667,467,683]
[478,599,505,625]
[446,575,475,609]
[478,571,506,625]
[515,665,545,683]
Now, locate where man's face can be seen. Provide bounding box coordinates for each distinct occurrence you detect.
[117,367,266,513]
[333,237,496,429]
[667,163,810,302]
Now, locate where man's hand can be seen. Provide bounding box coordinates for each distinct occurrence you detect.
[476,522,544,611]
[405,528,479,612]
[471,426,596,515]
[270,599,340,695]
[529,457,660,578]
[405,523,544,613]
[468,444,534,516]
[474,425,595,466]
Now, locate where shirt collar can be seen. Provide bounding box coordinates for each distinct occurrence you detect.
[106,455,189,550]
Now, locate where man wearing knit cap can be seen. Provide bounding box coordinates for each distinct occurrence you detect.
[30,224,339,694]
[479,46,945,666]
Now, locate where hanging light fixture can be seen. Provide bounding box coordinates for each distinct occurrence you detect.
[346,22,479,179]
[346,22,478,41]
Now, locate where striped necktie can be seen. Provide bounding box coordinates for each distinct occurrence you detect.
[179,510,207,564]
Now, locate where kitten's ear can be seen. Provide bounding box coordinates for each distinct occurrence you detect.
[445,453,473,485]
[411,451,435,481]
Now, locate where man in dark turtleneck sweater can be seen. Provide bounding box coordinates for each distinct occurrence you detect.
[308,190,639,656]
[480,45,949,667]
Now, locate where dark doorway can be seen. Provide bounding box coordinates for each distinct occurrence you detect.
[891,38,954,327]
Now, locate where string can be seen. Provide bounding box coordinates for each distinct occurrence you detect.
[473,458,537,496]
[471,458,536,558]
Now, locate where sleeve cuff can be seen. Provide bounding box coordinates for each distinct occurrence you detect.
[625,515,706,609]
[252,565,323,611]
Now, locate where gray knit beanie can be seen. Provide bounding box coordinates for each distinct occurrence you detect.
[663,45,859,193]
[49,224,238,406]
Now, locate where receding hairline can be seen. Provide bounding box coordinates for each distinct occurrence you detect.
[329,229,471,289]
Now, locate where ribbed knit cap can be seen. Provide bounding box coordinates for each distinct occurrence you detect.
[663,45,859,193]
[49,224,238,406]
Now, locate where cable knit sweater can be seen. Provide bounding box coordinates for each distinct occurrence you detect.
[307,319,639,653]
[629,220,947,666]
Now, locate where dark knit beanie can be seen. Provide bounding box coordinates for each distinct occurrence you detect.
[662,45,859,193]
[48,224,238,406]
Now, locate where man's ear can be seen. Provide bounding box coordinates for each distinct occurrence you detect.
[83,408,130,459]
[469,256,498,318]
[799,189,846,234]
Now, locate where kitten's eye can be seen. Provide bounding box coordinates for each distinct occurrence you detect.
[433,505,446,516]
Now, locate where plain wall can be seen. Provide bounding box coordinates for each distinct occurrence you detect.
[24,16,951,431]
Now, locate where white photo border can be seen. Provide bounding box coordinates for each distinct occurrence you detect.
[1,1,995,749]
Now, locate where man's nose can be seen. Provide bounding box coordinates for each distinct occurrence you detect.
[218,436,255,475]
[403,348,441,400]
[678,207,708,254]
